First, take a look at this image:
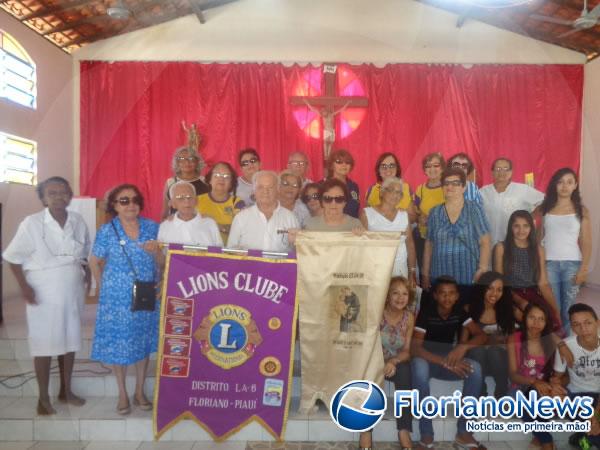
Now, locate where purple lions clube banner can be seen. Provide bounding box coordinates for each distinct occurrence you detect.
[153,249,298,441]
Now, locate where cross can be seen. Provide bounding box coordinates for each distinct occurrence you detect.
[290,63,368,163]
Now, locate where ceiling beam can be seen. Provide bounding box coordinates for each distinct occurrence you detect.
[190,0,206,24]
[20,0,96,21]
[196,0,238,10]
[456,6,472,28]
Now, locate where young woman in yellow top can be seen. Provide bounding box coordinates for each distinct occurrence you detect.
[365,152,415,222]
[196,162,245,243]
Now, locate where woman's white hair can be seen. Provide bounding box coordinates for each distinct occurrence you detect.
[381,176,403,194]
[171,146,205,176]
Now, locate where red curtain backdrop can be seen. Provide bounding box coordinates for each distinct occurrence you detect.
[80,62,583,220]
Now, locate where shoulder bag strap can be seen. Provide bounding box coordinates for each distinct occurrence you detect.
[110,220,139,279]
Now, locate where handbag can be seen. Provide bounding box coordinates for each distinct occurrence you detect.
[111,221,156,312]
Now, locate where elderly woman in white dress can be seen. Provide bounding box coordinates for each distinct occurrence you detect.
[3,177,90,415]
[359,176,417,283]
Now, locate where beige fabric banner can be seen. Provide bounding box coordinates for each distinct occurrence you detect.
[295,231,400,413]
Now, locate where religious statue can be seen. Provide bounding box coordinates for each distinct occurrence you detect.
[181,121,202,152]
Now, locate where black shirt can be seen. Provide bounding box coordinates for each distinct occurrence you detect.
[415,303,472,356]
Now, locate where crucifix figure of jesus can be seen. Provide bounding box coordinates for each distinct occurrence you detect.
[290,63,368,163]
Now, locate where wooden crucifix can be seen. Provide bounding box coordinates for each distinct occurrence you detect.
[290,63,368,163]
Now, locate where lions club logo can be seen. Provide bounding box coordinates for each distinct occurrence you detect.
[330,380,387,432]
[193,304,263,369]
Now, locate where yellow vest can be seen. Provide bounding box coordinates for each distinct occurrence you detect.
[197,193,244,243]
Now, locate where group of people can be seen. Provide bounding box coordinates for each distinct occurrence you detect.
[3,145,598,450]
[376,274,599,450]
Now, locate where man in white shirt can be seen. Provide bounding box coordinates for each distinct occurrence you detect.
[552,303,600,448]
[158,181,223,247]
[480,157,544,244]
[287,151,313,186]
[228,171,299,252]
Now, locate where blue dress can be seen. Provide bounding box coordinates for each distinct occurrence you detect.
[91,217,159,365]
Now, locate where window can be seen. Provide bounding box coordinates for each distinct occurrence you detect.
[0,30,37,109]
[0,132,37,185]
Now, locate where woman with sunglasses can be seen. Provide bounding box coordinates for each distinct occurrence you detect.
[304,178,363,232]
[279,170,310,228]
[4,177,90,416]
[89,184,159,415]
[366,152,415,222]
[236,148,261,207]
[197,162,246,243]
[300,182,323,218]
[422,168,491,306]
[326,149,360,218]
[360,177,417,281]
[160,146,208,220]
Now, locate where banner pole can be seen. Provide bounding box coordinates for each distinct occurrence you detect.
[158,242,291,259]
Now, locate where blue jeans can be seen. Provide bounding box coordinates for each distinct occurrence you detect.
[411,357,482,440]
[545,260,581,331]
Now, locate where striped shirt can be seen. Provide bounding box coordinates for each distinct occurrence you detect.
[426,200,489,285]
[464,181,482,204]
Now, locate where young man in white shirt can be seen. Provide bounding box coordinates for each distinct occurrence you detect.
[552,303,600,448]
[480,158,544,244]
[228,170,299,252]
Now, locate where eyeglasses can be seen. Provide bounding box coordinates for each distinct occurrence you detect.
[213,173,232,179]
[451,162,470,169]
[494,167,512,172]
[322,195,346,204]
[384,188,403,195]
[115,196,141,206]
[240,158,259,167]
[176,156,197,162]
[281,180,300,188]
[174,194,195,201]
[424,163,442,169]
[288,161,307,167]
[334,159,351,165]
[379,163,397,170]
[443,180,463,187]
[302,193,320,202]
